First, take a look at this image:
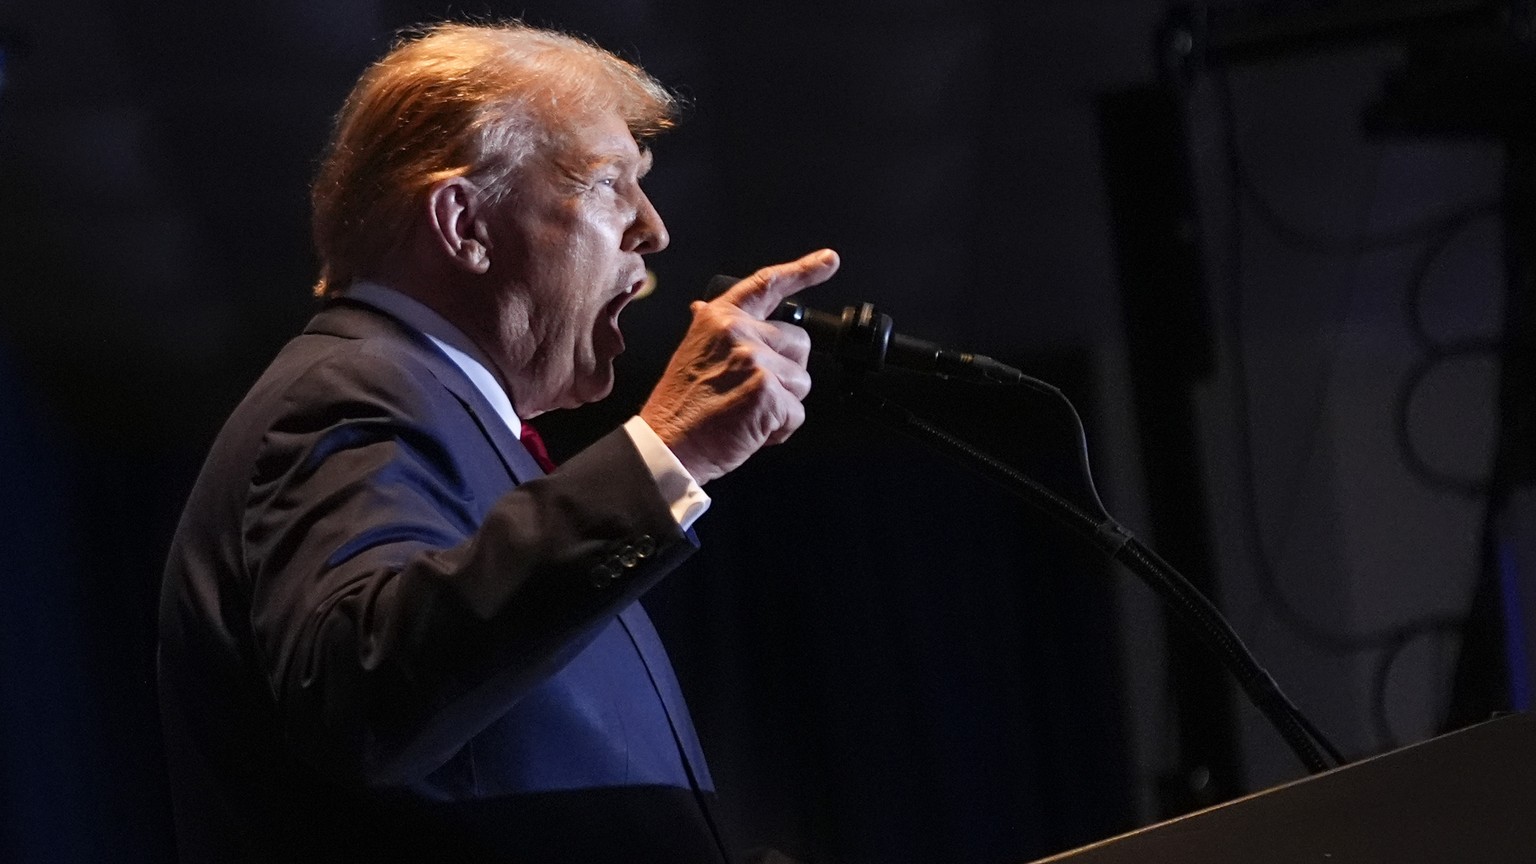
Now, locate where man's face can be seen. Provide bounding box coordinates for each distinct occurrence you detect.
[483,108,668,415]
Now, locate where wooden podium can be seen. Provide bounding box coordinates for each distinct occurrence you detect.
[1033,713,1536,863]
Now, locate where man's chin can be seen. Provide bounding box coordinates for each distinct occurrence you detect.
[563,368,616,410]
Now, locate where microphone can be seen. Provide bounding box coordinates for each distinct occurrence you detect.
[707,275,1027,384]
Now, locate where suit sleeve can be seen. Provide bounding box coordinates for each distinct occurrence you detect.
[239,347,695,788]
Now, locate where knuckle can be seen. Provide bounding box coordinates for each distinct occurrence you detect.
[788,369,812,397]
[727,316,760,342]
[766,321,809,352]
[785,324,812,352]
[753,264,785,286]
[702,303,754,337]
[748,367,773,394]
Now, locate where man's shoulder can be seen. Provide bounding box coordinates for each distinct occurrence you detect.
[252,306,447,414]
[205,308,455,467]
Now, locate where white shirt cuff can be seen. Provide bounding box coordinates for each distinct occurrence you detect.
[622,416,711,531]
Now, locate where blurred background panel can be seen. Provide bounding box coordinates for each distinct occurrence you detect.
[0,0,1528,862]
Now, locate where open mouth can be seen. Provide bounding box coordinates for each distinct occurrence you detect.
[609,273,650,318]
[598,279,645,354]
[606,280,641,320]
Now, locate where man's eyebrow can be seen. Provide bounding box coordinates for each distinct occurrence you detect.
[582,148,652,179]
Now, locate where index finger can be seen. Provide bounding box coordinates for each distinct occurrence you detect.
[717,248,840,319]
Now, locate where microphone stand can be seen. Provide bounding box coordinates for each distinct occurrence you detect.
[706,271,1342,775]
[833,366,1345,776]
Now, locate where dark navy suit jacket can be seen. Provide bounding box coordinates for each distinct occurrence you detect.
[158,300,726,863]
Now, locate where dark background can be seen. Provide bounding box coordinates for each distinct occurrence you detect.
[0,1,1528,862]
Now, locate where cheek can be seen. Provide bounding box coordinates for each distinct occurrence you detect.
[568,233,627,306]
[517,201,628,328]
[539,219,613,283]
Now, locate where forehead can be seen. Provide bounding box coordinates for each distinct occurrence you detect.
[544,109,648,170]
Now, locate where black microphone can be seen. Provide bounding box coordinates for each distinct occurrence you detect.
[707,274,1027,384]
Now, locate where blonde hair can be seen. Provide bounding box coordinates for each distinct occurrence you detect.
[310,21,677,296]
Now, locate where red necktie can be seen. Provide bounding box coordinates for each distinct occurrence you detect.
[519,421,558,473]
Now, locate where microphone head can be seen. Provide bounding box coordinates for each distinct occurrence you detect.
[706,274,889,372]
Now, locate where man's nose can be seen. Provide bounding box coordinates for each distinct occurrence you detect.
[626,191,669,255]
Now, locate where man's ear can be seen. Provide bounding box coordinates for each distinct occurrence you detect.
[426,177,492,274]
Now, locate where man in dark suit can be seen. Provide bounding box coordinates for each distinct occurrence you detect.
[157,22,839,863]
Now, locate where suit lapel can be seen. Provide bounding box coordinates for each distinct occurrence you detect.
[304,300,546,486]
[616,605,715,791]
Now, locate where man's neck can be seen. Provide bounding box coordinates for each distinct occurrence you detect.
[342,280,527,437]
[367,271,535,410]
